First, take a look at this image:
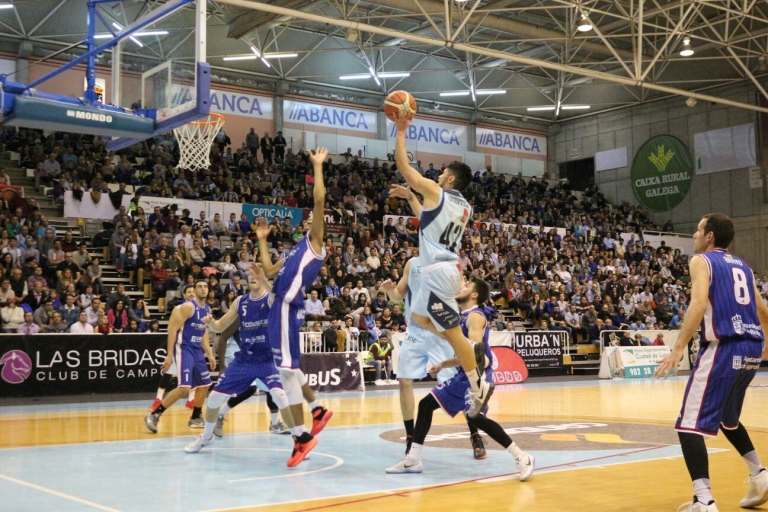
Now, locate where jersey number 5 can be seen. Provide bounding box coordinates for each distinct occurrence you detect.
[439,222,462,252]
[732,268,751,305]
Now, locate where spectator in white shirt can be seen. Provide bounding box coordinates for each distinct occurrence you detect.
[85,297,103,326]
[172,225,193,250]
[70,311,94,334]
[304,290,328,320]
[1,297,24,332]
[350,279,370,303]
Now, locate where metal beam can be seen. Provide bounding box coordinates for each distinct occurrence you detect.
[211,0,768,114]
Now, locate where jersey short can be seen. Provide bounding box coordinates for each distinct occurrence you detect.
[431,370,483,418]
[410,261,463,332]
[225,338,280,393]
[397,325,457,383]
[214,358,282,396]
[174,344,211,389]
[675,338,762,437]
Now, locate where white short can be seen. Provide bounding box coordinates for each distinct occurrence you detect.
[397,326,457,383]
[411,261,463,332]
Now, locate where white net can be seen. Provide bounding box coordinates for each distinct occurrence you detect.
[173,113,225,171]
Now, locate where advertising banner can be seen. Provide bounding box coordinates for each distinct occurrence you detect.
[603,345,672,379]
[284,99,377,133]
[0,334,166,397]
[303,208,352,235]
[172,85,273,119]
[599,329,695,372]
[242,203,304,228]
[490,346,528,384]
[476,127,547,158]
[387,118,468,157]
[299,352,364,392]
[513,331,564,368]
[631,135,693,212]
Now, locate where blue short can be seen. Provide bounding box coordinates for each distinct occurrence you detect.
[175,344,211,389]
[214,358,282,396]
[676,339,762,437]
[268,300,304,370]
[431,371,473,418]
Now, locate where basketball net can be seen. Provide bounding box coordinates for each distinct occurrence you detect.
[173,113,225,171]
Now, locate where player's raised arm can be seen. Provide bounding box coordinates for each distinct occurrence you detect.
[255,219,286,278]
[203,295,241,333]
[655,255,709,378]
[466,312,487,344]
[162,302,193,372]
[308,147,328,254]
[249,262,272,293]
[389,184,423,218]
[394,117,441,206]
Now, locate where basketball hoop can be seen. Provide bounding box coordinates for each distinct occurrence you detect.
[173,113,225,171]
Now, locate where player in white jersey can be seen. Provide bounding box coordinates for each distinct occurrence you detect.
[394,115,491,417]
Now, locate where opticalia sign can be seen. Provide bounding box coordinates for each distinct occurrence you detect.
[242,203,303,228]
[284,99,377,133]
[387,118,467,156]
[476,127,547,157]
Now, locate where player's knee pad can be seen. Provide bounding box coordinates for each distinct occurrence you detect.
[269,387,289,411]
[279,368,303,405]
[206,390,229,409]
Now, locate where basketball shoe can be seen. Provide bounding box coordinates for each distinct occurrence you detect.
[386,455,423,474]
[144,412,159,434]
[185,434,214,453]
[287,433,318,468]
[270,421,290,434]
[213,416,225,438]
[516,453,535,482]
[311,406,333,436]
[741,470,768,508]
[188,417,204,428]
[467,380,494,418]
[471,433,487,460]
[677,499,718,512]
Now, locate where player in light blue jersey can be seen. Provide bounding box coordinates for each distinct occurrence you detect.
[144,280,215,434]
[394,115,491,418]
[185,263,294,456]
[387,276,534,479]
[657,214,768,512]
[257,147,333,467]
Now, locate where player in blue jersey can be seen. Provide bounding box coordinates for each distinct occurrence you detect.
[386,276,534,479]
[656,214,768,512]
[394,115,491,418]
[184,264,300,461]
[144,280,215,433]
[257,147,333,461]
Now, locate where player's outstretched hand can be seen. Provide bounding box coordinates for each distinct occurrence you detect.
[161,355,173,373]
[309,147,329,166]
[249,262,264,280]
[388,184,413,199]
[381,279,396,291]
[255,218,270,241]
[429,363,442,379]
[654,347,683,379]
[395,114,412,132]
[201,314,215,325]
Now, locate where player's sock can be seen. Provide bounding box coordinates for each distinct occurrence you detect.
[679,432,712,504]
[270,411,280,424]
[219,404,232,416]
[409,443,423,459]
[155,404,166,417]
[191,407,202,420]
[308,400,319,410]
[465,368,481,393]
[693,478,714,505]
[404,419,415,452]
[506,441,524,458]
[721,422,764,476]
[155,388,165,400]
[203,420,216,440]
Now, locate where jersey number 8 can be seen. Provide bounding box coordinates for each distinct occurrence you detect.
[732,268,751,305]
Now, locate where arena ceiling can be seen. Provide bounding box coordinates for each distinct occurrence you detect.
[3,0,768,124]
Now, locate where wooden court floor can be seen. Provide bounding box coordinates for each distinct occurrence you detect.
[3,375,768,512]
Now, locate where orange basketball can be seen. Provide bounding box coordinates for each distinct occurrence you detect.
[384,90,417,122]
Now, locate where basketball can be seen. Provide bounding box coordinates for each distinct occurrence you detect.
[384,90,417,122]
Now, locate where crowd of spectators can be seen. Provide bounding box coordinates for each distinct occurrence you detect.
[0,125,696,348]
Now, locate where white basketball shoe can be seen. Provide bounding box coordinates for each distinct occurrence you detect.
[741,470,768,508]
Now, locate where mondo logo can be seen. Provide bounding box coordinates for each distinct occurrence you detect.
[0,349,32,384]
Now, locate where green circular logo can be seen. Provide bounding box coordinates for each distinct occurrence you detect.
[631,135,693,212]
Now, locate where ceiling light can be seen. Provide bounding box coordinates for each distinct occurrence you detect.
[345,28,358,42]
[680,37,694,57]
[111,22,143,47]
[251,46,261,57]
[261,57,271,68]
[527,106,556,111]
[94,30,168,39]
[339,74,371,80]
[377,72,410,78]
[560,105,590,110]
[577,14,593,32]
[685,97,697,107]
[368,66,381,86]
[0,3,15,9]
[439,91,471,97]
[223,55,258,61]
[262,53,298,59]
[475,89,506,96]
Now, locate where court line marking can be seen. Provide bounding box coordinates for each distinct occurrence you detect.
[0,473,121,512]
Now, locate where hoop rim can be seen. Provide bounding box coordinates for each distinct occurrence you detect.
[187,112,225,126]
